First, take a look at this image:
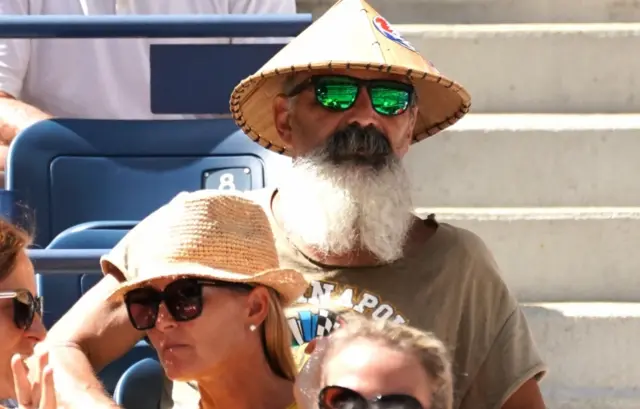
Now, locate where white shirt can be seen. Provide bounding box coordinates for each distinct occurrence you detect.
[0,0,295,119]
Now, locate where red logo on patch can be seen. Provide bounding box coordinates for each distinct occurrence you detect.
[374,16,392,33]
[372,15,416,52]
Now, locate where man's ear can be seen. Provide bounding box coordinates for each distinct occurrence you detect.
[408,105,419,133]
[274,95,294,147]
[395,106,419,158]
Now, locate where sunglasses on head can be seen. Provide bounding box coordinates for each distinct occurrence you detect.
[0,289,43,330]
[287,75,414,117]
[319,386,424,409]
[124,278,254,331]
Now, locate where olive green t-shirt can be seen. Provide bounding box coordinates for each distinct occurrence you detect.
[157,188,546,409]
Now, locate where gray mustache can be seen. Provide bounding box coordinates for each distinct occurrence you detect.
[322,124,392,166]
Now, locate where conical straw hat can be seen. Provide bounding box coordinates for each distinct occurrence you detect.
[230,0,471,156]
[103,190,308,306]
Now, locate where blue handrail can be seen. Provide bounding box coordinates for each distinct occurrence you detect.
[29,249,109,272]
[0,14,312,38]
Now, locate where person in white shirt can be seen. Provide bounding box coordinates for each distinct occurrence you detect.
[0,0,296,171]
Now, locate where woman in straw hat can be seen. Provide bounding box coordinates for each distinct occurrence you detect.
[93,190,308,409]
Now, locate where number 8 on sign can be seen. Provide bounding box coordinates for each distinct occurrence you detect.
[203,168,251,192]
[218,173,236,191]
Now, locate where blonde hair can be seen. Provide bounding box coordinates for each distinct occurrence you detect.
[324,313,453,409]
[262,288,297,381]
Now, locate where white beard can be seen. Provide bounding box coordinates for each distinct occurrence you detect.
[278,155,414,263]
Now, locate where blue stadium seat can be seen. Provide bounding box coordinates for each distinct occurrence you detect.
[114,358,164,409]
[102,343,160,397]
[6,36,308,248]
[47,221,137,249]
[30,248,158,395]
[7,119,291,248]
[30,249,107,328]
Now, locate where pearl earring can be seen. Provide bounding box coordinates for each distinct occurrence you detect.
[249,324,257,332]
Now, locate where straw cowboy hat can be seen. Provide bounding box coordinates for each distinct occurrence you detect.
[230,0,471,156]
[102,190,308,305]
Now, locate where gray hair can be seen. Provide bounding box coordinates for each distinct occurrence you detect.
[282,74,301,95]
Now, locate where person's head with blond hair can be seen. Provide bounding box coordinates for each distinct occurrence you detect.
[315,313,453,409]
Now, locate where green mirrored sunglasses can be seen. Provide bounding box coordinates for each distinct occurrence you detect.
[287,75,414,117]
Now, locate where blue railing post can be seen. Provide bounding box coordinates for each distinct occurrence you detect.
[0,14,312,38]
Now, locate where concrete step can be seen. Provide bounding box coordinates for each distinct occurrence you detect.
[405,114,640,208]
[397,23,640,113]
[414,208,640,302]
[296,0,640,24]
[524,303,640,409]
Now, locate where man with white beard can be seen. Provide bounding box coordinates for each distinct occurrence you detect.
[277,123,413,263]
[29,1,547,409]
[228,0,547,407]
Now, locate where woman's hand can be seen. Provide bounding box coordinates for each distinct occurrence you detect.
[11,352,57,409]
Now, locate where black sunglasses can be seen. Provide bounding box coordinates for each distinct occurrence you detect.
[287,75,414,117]
[0,289,43,330]
[319,386,424,409]
[124,278,253,331]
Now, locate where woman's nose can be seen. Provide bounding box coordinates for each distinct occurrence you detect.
[26,314,47,341]
[154,303,178,332]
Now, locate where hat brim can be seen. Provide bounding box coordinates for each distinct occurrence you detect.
[230,62,471,156]
[106,262,308,307]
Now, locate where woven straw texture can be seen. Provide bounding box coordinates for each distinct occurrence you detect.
[103,190,308,305]
[229,0,471,156]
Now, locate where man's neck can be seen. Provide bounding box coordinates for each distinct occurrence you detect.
[299,244,382,267]
[196,351,294,409]
[270,190,435,268]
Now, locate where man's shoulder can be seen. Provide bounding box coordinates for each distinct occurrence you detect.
[420,221,511,295]
[431,222,495,266]
[437,222,520,314]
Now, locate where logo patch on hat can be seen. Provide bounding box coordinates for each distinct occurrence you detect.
[372,15,416,52]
